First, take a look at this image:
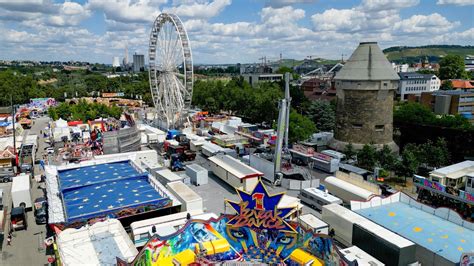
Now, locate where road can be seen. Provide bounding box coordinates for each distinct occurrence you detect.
[179,153,329,219]
[1,116,51,266]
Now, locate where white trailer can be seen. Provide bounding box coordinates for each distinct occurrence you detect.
[166,181,203,212]
[208,154,263,192]
[340,246,385,266]
[298,213,329,234]
[322,204,416,266]
[324,176,375,204]
[11,173,32,210]
[130,209,204,247]
[154,169,184,185]
[185,164,208,186]
[25,134,38,150]
[299,187,343,212]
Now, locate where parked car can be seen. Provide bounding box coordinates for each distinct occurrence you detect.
[34,197,47,225]
[0,167,14,183]
[45,147,55,155]
[379,184,398,196]
[11,206,28,231]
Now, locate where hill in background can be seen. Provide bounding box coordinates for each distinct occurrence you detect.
[383,45,474,64]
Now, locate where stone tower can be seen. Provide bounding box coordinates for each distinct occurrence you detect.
[330,42,399,152]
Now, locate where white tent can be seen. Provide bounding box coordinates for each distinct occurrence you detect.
[55,118,68,128]
[57,219,138,265]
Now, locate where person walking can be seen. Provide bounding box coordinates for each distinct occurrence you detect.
[7,232,12,246]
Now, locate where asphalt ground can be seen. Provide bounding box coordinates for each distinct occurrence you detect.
[1,116,51,266]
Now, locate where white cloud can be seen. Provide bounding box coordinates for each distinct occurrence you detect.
[163,0,231,19]
[260,6,305,25]
[393,13,460,34]
[360,0,419,11]
[87,0,166,24]
[437,0,474,6]
[264,0,316,7]
[312,9,365,32]
[0,1,90,26]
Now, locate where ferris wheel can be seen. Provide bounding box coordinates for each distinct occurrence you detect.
[149,13,193,129]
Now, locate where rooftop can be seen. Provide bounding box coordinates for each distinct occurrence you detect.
[335,42,399,81]
[430,160,474,177]
[354,195,474,264]
[399,72,437,80]
[57,219,138,265]
[432,89,474,96]
[208,154,263,179]
[57,161,171,222]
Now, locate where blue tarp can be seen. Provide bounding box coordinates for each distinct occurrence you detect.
[356,202,474,264]
[58,161,170,223]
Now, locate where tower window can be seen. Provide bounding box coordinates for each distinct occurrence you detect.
[352,123,362,129]
[375,125,384,131]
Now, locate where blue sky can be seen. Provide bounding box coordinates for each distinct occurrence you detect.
[0,0,472,64]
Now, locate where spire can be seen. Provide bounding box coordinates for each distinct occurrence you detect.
[335,42,399,81]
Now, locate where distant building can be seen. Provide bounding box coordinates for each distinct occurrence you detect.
[301,78,336,101]
[465,55,474,72]
[330,42,399,152]
[391,63,409,73]
[112,56,120,68]
[133,53,145,72]
[398,72,440,100]
[242,73,283,87]
[448,79,474,90]
[417,89,474,123]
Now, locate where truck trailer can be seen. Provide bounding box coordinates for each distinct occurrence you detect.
[324,176,375,204]
[166,181,203,212]
[321,203,416,266]
[11,173,32,210]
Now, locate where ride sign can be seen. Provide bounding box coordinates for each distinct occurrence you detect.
[226,180,297,233]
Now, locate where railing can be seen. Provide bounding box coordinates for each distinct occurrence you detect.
[413,175,474,204]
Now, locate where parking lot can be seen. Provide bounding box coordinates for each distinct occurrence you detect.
[1,117,51,266]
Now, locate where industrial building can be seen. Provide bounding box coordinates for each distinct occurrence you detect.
[242,73,283,87]
[133,53,145,72]
[418,89,474,123]
[352,192,474,266]
[398,72,440,100]
[330,42,399,152]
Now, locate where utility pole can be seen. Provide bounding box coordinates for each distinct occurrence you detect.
[11,94,16,156]
[284,72,291,151]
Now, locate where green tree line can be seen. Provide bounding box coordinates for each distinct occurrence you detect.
[48,100,122,122]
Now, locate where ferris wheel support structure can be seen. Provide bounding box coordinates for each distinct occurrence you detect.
[149,13,193,130]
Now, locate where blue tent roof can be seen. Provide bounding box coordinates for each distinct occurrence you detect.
[58,161,171,223]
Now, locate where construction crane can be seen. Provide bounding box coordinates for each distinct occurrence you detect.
[273,72,291,185]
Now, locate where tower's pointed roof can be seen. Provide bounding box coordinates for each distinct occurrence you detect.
[335,42,399,81]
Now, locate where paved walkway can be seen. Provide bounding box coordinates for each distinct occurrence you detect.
[1,116,51,266]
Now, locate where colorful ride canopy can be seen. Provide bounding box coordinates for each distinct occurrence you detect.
[128,180,355,266]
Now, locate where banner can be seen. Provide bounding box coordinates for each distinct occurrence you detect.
[102,92,124,98]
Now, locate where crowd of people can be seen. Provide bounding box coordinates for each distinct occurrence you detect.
[418,189,474,222]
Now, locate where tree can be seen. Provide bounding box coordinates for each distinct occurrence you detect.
[438,55,469,80]
[343,143,357,162]
[440,80,453,90]
[356,144,377,170]
[396,144,420,179]
[288,110,316,143]
[377,145,396,171]
[307,100,335,132]
[419,138,450,168]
